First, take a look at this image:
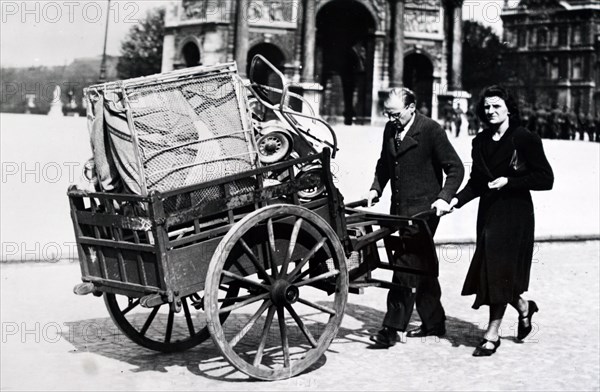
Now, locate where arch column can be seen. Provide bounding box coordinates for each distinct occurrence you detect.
[451,0,463,90]
[389,0,405,88]
[302,0,316,83]
[234,0,249,77]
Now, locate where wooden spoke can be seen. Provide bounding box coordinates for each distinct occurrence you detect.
[295,270,340,287]
[285,304,317,348]
[287,238,327,282]
[297,297,336,315]
[277,307,291,368]
[232,259,250,277]
[253,306,276,367]
[121,298,140,315]
[279,218,303,279]
[222,270,269,291]
[218,293,254,303]
[164,309,174,343]
[140,306,160,336]
[229,300,271,348]
[267,218,278,278]
[219,292,270,314]
[181,297,195,337]
[239,238,273,283]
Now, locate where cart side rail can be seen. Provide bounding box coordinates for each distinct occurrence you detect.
[68,149,345,302]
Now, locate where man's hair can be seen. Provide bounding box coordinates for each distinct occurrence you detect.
[476,85,521,126]
[385,87,417,108]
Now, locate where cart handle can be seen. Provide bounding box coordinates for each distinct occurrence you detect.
[345,198,373,208]
[345,199,438,219]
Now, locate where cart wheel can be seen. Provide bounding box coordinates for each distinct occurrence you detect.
[205,204,348,380]
[257,132,291,164]
[296,167,326,200]
[105,285,239,353]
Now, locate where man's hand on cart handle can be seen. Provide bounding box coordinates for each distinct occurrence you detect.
[367,190,380,207]
[431,199,453,217]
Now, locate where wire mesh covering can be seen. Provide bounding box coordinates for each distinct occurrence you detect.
[85,64,259,211]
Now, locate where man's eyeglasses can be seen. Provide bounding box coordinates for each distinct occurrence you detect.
[384,109,407,120]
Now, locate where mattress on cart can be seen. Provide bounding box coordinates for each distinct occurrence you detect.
[85,63,259,211]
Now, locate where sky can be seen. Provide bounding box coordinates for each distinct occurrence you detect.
[0,0,516,68]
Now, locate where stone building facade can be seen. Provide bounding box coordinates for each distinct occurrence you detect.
[501,0,600,115]
[161,0,467,124]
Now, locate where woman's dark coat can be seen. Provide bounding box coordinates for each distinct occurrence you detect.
[455,125,554,308]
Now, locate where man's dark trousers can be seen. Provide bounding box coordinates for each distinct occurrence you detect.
[382,215,445,332]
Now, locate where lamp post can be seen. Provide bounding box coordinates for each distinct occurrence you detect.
[98,0,111,83]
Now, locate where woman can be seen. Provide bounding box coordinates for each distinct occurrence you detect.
[449,86,554,356]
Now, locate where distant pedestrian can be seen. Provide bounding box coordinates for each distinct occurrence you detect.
[567,108,578,140]
[535,105,548,138]
[466,105,480,135]
[585,112,595,142]
[548,103,561,139]
[577,110,587,140]
[453,104,464,137]
[559,106,570,140]
[449,85,554,357]
[442,102,454,134]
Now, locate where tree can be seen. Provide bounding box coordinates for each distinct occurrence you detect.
[462,20,510,100]
[117,7,165,79]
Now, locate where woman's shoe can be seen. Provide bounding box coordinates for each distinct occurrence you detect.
[517,300,539,340]
[472,338,501,357]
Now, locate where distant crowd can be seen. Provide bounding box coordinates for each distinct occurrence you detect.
[436,101,600,142]
[520,104,599,142]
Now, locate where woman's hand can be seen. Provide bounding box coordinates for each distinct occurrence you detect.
[488,177,508,190]
[449,197,459,209]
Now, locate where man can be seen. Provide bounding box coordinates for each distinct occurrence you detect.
[453,103,464,137]
[367,88,464,347]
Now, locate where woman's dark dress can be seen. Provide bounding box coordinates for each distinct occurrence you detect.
[455,125,553,309]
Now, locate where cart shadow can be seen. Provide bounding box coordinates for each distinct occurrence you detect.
[61,303,485,381]
[333,302,488,349]
[61,316,328,382]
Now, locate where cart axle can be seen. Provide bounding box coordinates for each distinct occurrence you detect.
[270,280,300,307]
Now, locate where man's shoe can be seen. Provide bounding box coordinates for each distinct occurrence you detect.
[369,327,399,347]
[406,325,446,338]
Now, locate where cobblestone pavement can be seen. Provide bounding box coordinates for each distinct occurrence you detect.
[1,241,599,391]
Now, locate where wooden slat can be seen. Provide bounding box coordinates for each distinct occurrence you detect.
[82,276,163,294]
[165,175,324,227]
[67,189,149,202]
[78,237,156,252]
[76,210,153,231]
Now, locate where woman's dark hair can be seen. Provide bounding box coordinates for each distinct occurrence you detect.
[476,85,521,127]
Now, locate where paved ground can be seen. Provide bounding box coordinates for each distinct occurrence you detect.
[2,241,598,391]
[1,114,599,262]
[1,114,599,390]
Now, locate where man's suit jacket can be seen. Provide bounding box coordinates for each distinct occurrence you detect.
[371,113,465,216]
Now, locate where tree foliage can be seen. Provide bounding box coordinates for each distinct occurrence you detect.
[462,20,510,99]
[117,7,165,79]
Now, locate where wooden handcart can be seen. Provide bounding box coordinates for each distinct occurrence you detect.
[69,56,439,380]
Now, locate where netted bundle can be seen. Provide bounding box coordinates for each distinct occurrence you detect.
[85,63,259,211]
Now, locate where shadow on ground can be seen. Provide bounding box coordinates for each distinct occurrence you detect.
[61,300,485,381]
[334,302,488,349]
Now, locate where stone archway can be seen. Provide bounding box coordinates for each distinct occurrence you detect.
[181,40,200,67]
[403,52,434,117]
[316,0,376,124]
[246,42,286,80]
